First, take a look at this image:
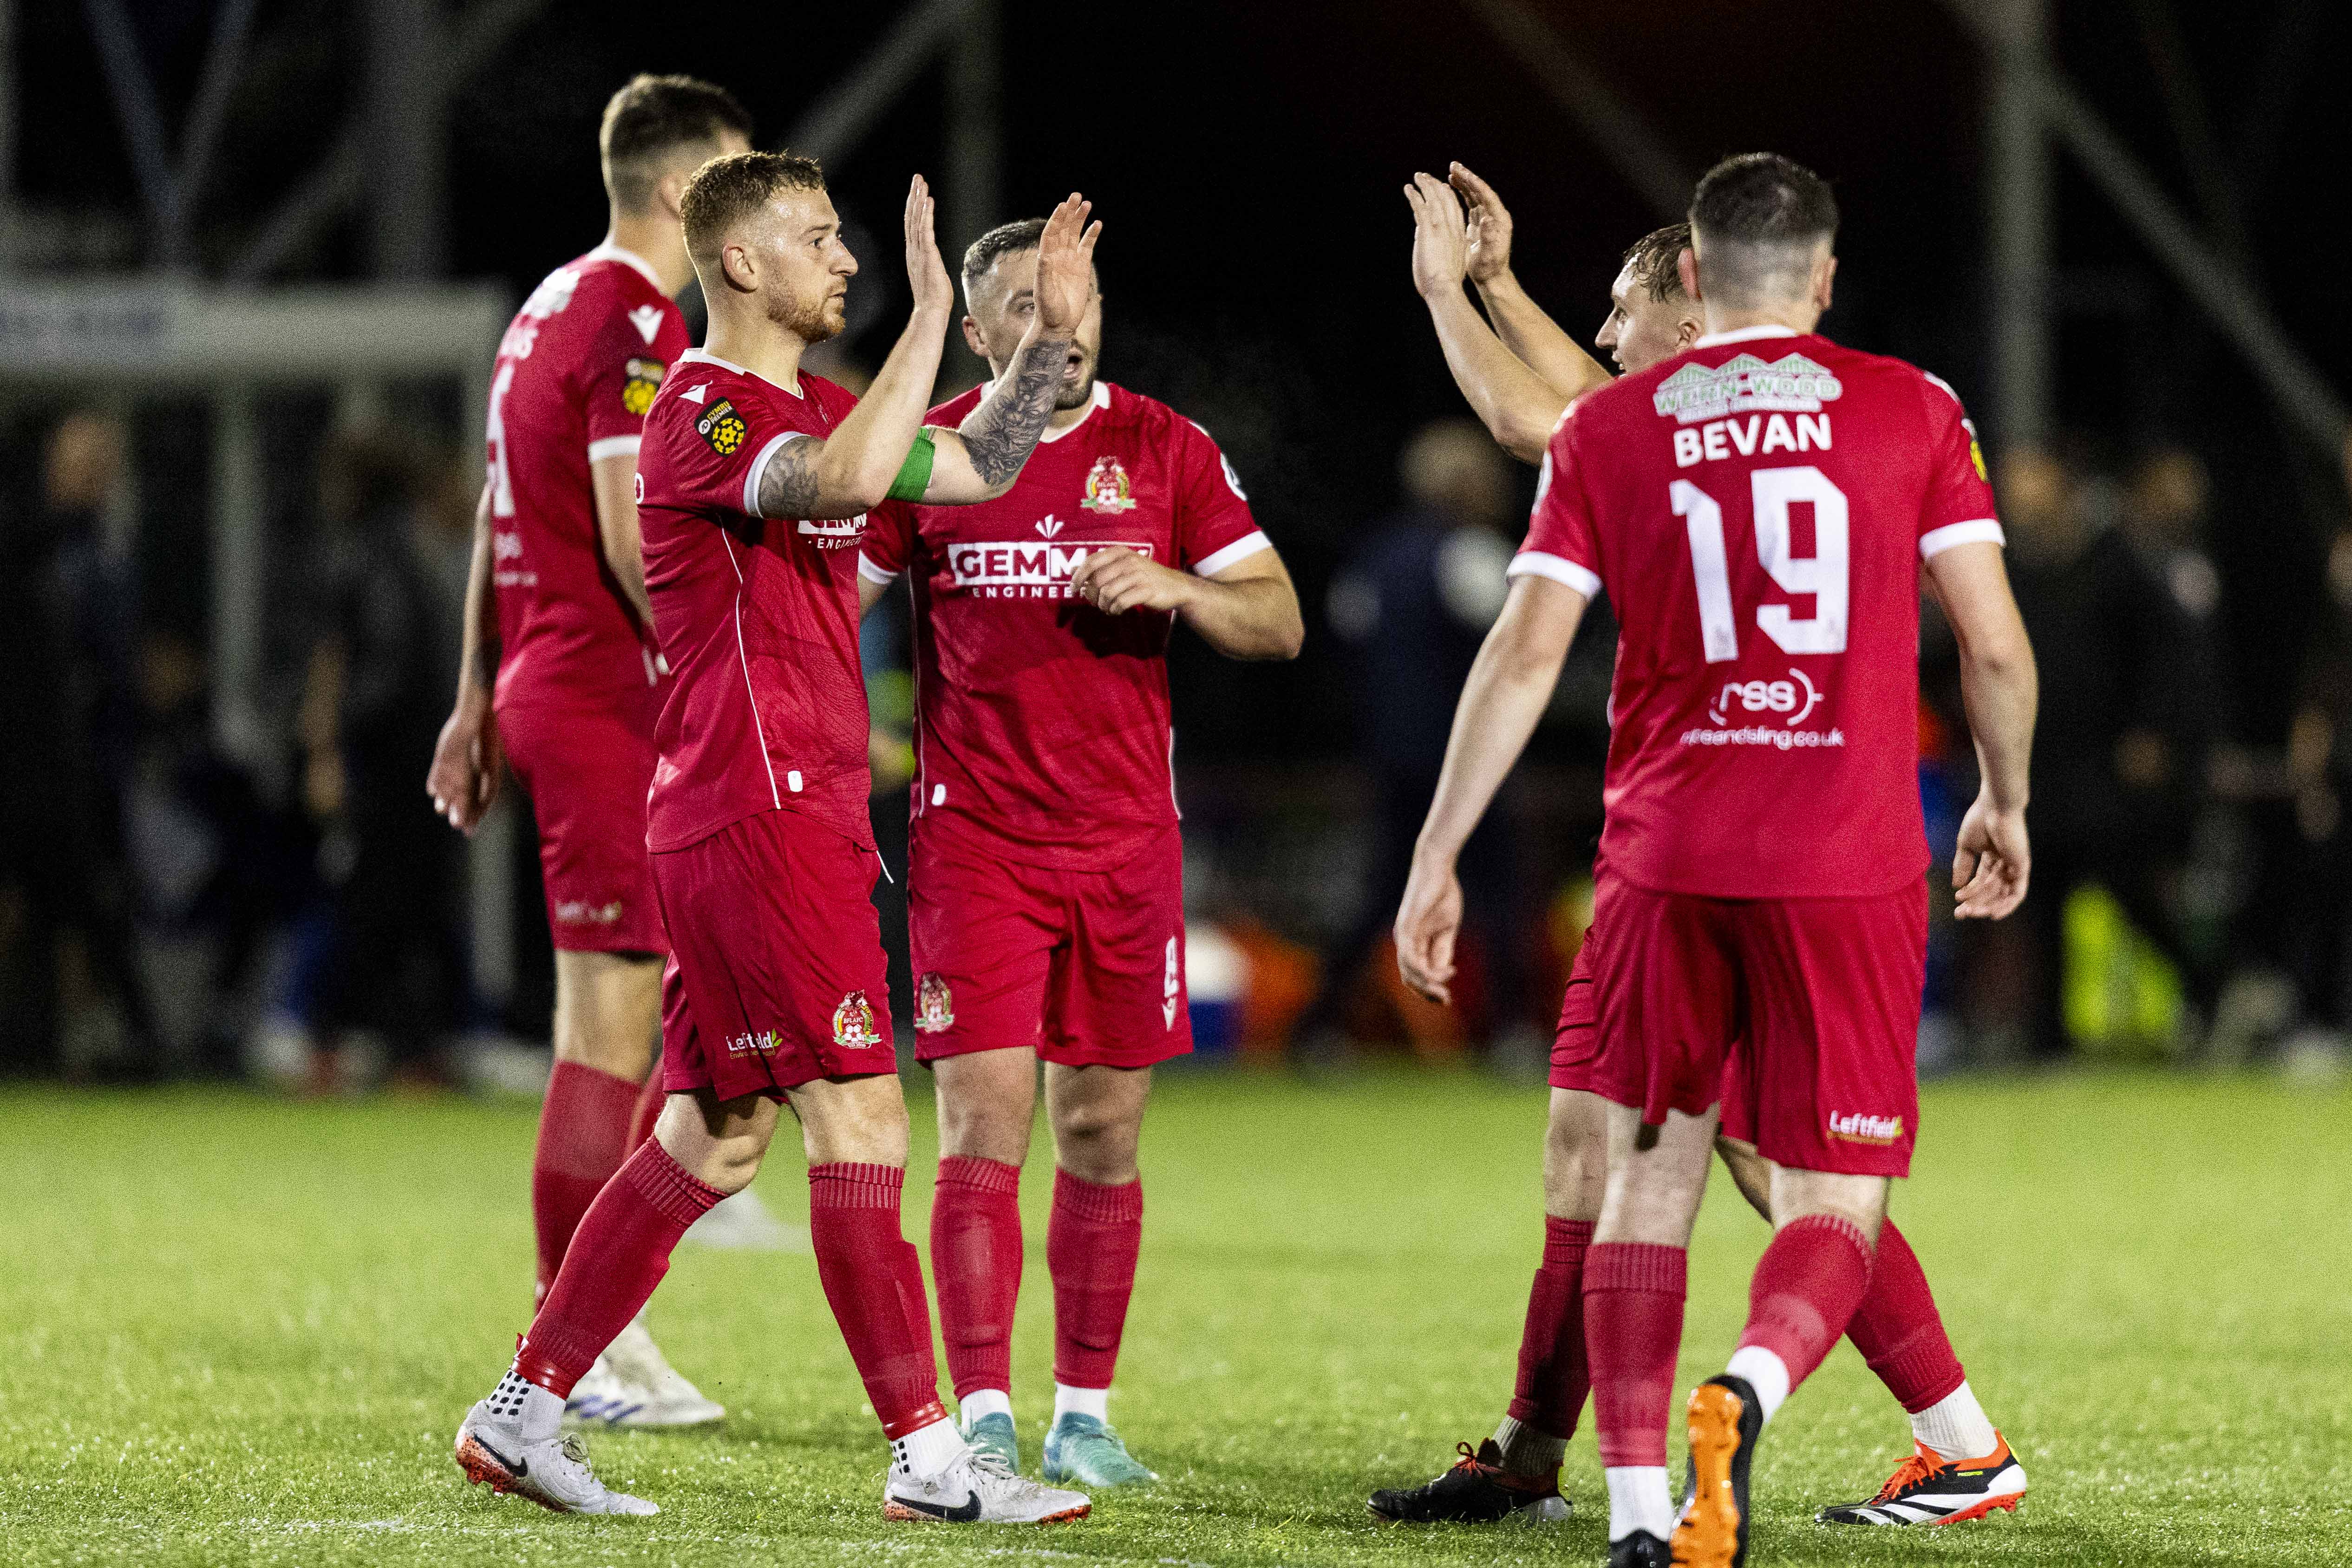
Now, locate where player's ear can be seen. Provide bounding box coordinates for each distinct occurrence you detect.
[1676,246,1701,303]
[654,167,691,224]
[719,240,758,294]
[961,315,987,360]
[1814,251,1838,314]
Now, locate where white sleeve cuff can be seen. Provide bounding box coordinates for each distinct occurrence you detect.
[743,432,796,518]
[1191,530,1273,577]
[1506,550,1601,597]
[857,554,900,587]
[1920,518,2005,559]
[587,435,640,463]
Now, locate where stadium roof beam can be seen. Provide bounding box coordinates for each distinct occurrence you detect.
[77,0,260,272]
[1455,0,1695,220]
[1944,0,2348,459]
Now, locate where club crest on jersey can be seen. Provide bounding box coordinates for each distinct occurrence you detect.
[621,357,666,416]
[696,398,747,455]
[1653,353,1843,425]
[915,973,955,1034]
[832,991,882,1050]
[1081,455,1138,513]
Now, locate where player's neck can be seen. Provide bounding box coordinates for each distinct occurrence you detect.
[1698,303,1820,340]
[703,312,808,392]
[601,215,693,300]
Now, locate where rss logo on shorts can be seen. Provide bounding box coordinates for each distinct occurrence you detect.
[914,973,955,1033]
[832,991,882,1050]
[696,398,747,455]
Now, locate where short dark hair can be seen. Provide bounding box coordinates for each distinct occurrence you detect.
[599,74,753,213]
[1623,222,1692,302]
[680,150,827,275]
[1687,152,1838,309]
[961,217,1049,303]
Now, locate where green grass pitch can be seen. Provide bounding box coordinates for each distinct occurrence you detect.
[2,1068,2347,1566]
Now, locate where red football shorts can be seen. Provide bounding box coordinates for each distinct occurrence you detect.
[907,820,1191,1069]
[651,808,897,1100]
[1579,877,1927,1178]
[497,698,665,954]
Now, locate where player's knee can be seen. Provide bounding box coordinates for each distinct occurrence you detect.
[1049,1102,1140,1183]
[1542,1123,1607,1222]
[1769,1168,1889,1242]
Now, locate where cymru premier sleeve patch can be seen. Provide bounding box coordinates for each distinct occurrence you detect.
[696,397,747,455]
[621,357,666,416]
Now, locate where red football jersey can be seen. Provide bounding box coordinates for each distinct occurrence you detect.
[635,350,875,854]
[1517,326,2001,899]
[861,381,1266,871]
[486,245,688,717]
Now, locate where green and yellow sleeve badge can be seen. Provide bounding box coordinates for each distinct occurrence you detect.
[696,397,747,456]
[621,358,666,416]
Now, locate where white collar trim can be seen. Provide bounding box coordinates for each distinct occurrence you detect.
[677,346,802,398]
[584,242,665,295]
[1694,324,1803,348]
[1035,379,1111,444]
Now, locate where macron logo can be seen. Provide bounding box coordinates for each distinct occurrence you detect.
[683,383,708,405]
[1827,1111,1904,1145]
[628,305,664,345]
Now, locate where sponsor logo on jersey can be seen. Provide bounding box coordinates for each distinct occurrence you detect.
[1828,1110,1904,1145]
[1161,936,1182,1030]
[1036,514,1066,539]
[627,304,665,345]
[943,538,1152,597]
[915,973,955,1033]
[1654,352,1843,425]
[726,1029,781,1057]
[552,898,624,926]
[1081,455,1138,513]
[832,991,883,1051]
[621,357,666,415]
[797,514,867,550]
[696,398,747,455]
[1706,667,1824,728]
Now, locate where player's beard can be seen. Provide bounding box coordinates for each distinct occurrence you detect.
[768,285,844,344]
[1054,357,1097,410]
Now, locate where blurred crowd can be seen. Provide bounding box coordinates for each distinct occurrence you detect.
[6,405,2352,1085]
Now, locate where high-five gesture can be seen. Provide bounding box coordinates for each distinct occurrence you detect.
[1403,172,1470,301]
[1029,192,1100,340]
[904,173,955,317]
[1448,163,1515,285]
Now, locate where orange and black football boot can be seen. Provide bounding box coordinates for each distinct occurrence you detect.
[1815,1435,2026,1526]
[1671,1375,1761,1568]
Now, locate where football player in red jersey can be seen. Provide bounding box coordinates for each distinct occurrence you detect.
[453,150,1102,1525]
[1391,155,2037,1568]
[1371,174,2029,1535]
[857,220,1302,1487]
[427,74,751,1430]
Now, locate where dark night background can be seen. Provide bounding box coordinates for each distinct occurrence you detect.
[14,0,2348,754]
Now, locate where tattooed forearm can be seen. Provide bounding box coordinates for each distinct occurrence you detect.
[961,335,1073,485]
[756,434,824,519]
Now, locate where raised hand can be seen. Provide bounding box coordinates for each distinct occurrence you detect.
[904,173,955,317]
[1403,172,1470,301]
[1031,192,1100,339]
[1449,163,1515,285]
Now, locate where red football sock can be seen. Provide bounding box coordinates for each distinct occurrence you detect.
[517,1139,724,1397]
[1506,1216,1595,1439]
[1583,1242,1687,1468]
[930,1156,1024,1399]
[529,1061,641,1299]
[808,1163,948,1437]
[1738,1213,1876,1392]
[1840,1218,1965,1413]
[1047,1169,1142,1390]
[626,1065,666,1153]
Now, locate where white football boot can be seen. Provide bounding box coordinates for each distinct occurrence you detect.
[455,1373,658,1516]
[882,1442,1091,1524]
[566,1316,724,1429]
[683,1186,804,1251]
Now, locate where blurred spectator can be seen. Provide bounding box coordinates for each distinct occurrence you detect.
[290,427,469,1088]
[2284,438,2352,1042]
[2002,445,2229,1056]
[1306,420,1535,1052]
[0,412,151,1074]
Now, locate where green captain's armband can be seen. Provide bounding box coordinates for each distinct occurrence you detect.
[885,428,940,502]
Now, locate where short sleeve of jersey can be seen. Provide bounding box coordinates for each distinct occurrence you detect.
[860,499,917,581]
[1509,412,1603,598]
[1915,373,2004,560]
[1171,420,1268,575]
[580,302,685,458]
[648,386,767,517]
